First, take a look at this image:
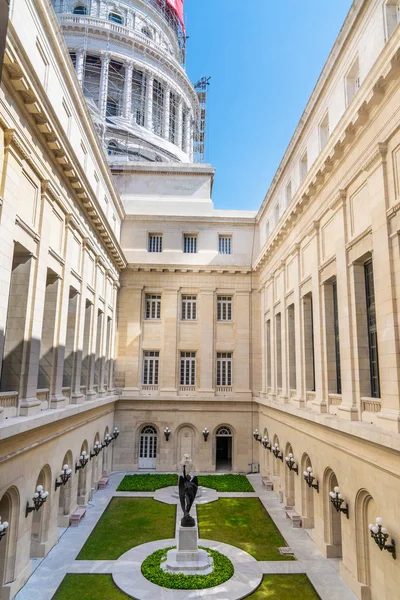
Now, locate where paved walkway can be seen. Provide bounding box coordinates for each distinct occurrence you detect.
[15,472,356,600]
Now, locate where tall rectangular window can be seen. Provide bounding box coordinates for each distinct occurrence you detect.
[145,294,161,319]
[143,351,159,385]
[216,352,232,386]
[345,57,360,106]
[319,111,329,150]
[332,281,342,394]
[303,294,315,392]
[364,260,380,398]
[300,151,308,183]
[183,234,197,254]
[180,352,196,386]
[181,295,197,320]
[148,234,163,253]
[218,235,232,254]
[217,296,232,321]
[286,181,292,207]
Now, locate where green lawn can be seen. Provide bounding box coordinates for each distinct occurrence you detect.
[198,498,294,561]
[247,575,320,599]
[77,498,175,560]
[117,473,178,491]
[52,575,131,599]
[197,474,254,492]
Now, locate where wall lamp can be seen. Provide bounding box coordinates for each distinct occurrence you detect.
[164,427,171,441]
[329,486,349,518]
[202,428,209,442]
[253,429,262,442]
[285,453,298,475]
[0,518,9,541]
[90,442,103,458]
[112,427,120,439]
[55,464,72,491]
[303,466,319,493]
[369,518,396,559]
[272,443,283,461]
[26,485,49,517]
[75,450,89,473]
[262,436,271,450]
[102,434,113,448]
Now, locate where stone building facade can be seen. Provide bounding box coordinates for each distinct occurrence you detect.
[0,0,400,599]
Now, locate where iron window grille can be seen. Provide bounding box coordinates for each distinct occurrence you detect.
[217,296,232,321]
[219,235,232,255]
[364,260,380,398]
[145,294,161,320]
[143,351,160,385]
[181,295,197,320]
[216,352,232,386]
[180,352,196,386]
[183,235,197,254]
[148,234,163,253]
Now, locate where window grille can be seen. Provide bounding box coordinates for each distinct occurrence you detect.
[219,236,232,255]
[184,235,197,254]
[364,260,380,398]
[216,352,232,387]
[217,296,232,321]
[143,351,159,385]
[181,295,197,320]
[145,295,161,320]
[148,234,163,253]
[180,352,196,386]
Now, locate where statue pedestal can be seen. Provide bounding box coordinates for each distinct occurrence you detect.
[162,526,213,575]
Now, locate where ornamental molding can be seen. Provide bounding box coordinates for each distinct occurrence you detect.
[126,264,252,275]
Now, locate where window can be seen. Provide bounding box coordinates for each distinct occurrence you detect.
[385,1,400,40]
[107,141,119,155]
[345,57,360,106]
[183,234,197,254]
[72,4,87,14]
[180,352,196,386]
[219,235,232,254]
[332,280,342,394]
[143,351,159,385]
[145,294,161,320]
[300,151,308,183]
[217,296,232,321]
[152,79,164,136]
[286,181,292,207]
[365,260,380,398]
[216,352,232,387]
[319,112,329,150]
[142,26,153,39]
[148,233,162,253]
[265,221,270,241]
[181,295,197,320]
[108,12,123,24]
[274,202,280,225]
[303,294,315,392]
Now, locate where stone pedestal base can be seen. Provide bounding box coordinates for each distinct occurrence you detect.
[163,526,213,575]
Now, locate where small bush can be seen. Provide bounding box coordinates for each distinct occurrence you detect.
[141,546,234,589]
[117,474,178,492]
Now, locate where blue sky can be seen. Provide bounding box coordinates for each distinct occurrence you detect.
[185,0,353,211]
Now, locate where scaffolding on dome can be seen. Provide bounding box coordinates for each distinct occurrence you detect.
[53,0,207,165]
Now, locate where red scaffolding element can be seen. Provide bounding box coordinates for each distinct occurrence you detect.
[166,0,185,32]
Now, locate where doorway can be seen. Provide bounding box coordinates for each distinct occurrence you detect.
[215,426,232,471]
[138,425,157,470]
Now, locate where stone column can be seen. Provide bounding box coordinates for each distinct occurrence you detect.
[75,49,85,87]
[144,71,154,131]
[198,290,215,395]
[310,222,326,413]
[122,60,133,119]
[184,108,191,156]
[176,97,183,150]
[292,245,304,407]
[160,288,179,395]
[99,52,110,119]
[107,284,118,392]
[163,84,171,141]
[279,262,288,403]
[70,239,89,404]
[260,287,267,397]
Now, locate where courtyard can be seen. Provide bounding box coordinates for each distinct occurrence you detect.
[14,473,356,600]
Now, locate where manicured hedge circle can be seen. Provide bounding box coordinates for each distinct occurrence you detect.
[141,546,234,589]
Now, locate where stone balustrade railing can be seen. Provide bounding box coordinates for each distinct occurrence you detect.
[361,397,382,413]
[0,391,18,419]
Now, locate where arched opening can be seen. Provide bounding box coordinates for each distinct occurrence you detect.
[141,26,153,39]
[323,469,342,557]
[30,466,51,558]
[77,441,89,505]
[108,11,123,24]
[176,424,195,469]
[0,487,19,586]
[138,425,157,470]
[58,451,73,527]
[355,489,383,598]
[284,443,295,508]
[301,454,314,528]
[215,426,232,472]
[72,4,87,14]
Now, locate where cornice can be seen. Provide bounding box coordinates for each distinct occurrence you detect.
[126,264,252,275]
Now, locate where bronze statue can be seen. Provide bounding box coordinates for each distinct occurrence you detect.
[179,464,198,527]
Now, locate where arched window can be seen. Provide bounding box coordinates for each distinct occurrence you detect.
[73,4,87,14]
[139,426,157,470]
[141,26,153,39]
[108,12,123,24]
[216,426,232,436]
